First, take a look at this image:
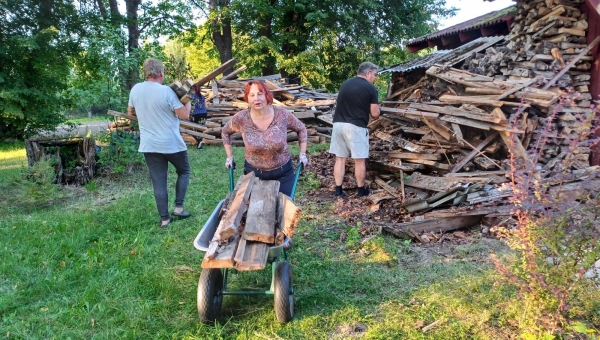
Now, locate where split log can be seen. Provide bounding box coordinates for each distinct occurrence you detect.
[276,192,302,239]
[217,173,256,240]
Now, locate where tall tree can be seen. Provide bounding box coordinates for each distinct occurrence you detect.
[0,0,84,138]
[208,0,234,74]
[225,0,455,89]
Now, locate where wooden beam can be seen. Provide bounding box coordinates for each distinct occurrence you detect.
[194,59,237,87]
[450,132,498,173]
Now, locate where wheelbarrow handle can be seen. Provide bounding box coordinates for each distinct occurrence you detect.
[228,161,304,199]
[289,162,303,201]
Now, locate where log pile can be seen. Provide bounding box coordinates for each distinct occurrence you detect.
[108,60,336,146]
[201,172,302,270]
[344,0,600,240]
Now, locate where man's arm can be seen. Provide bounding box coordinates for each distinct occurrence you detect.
[127,106,136,116]
[370,103,380,120]
[174,101,191,120]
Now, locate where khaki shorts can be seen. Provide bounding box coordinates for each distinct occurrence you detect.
[329,122,369,158]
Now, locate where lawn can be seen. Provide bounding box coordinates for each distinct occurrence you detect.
[0,138,597,339]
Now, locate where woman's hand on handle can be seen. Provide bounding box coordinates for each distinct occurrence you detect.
[299,153,308,167]
[225,156,235,169]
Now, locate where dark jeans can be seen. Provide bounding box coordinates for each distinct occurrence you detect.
[144,151,190,221]
[244,159,295,197]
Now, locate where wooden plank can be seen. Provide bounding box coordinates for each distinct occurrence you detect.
[234,239,269,271]
[276,193,302,238]
[440,116,524,133]
[383,216,482,238]
[380,107,439,118]
[220,65,247,80]
[439,95,504,107]
[194,59,238,87]
[408,103,504,124]
[558,27,586,36]
[404,159,450,170]
[217,173,256,240]
[439,116,490,130]
[490,108,528,161]
[386,152,441,161]
[243,180,279,244]
[421,117,451,140]
[202,235,239,269]
[450,132,498,173]
[496,77,540,100]
[451,124,463,144]
[179,128,216,140]
[403,172,459,192]
[293,111,315,120]
[374,177,402,198]
[265,80,295,101]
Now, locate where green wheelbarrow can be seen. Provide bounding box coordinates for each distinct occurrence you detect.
[193,163,303,324]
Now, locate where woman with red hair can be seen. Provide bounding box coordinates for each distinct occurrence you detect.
[221,80,308,196]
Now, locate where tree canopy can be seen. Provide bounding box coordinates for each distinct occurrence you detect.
[0,0,455,138]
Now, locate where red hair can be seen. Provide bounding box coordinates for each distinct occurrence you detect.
[243,81,273,105]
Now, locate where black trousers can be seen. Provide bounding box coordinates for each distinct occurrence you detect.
[143,151,190,221]
[244,159,295,197]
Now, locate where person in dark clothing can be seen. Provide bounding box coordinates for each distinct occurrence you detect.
[329,62,380,198]
[190,84,208,149]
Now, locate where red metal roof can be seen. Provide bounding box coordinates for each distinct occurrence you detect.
[408,5,516,50]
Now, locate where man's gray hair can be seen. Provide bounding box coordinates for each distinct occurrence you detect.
[143,58,164,79]
[357,62,378,75]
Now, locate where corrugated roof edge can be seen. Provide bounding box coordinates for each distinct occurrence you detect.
[379,36,506,74]
[408,5,515,46]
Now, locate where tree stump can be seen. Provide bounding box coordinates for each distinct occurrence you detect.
[25,137,96,185]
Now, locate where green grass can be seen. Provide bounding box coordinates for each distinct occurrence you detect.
[65,114,112,125]
[1,140,599,339]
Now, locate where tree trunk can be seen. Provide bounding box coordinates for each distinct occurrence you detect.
[125,0,141,90]
[259,0,277,76]
[209,0,234,75]
[280,7,308,84]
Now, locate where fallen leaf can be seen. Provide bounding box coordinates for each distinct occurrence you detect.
[60,261,66,267]
[130,250,137,255]
[414,320,425,329]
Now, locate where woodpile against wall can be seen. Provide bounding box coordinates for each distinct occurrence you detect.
[354,0,599,241]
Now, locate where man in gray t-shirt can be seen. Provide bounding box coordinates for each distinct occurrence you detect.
[127,58,192,227]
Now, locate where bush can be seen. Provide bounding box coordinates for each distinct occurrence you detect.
[96,130,144,175]
[19,157,66,205]
[491,95,600,337]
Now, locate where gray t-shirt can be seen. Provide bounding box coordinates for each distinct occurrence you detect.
[128,81,186,154]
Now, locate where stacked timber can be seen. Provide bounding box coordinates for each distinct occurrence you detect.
[464,0,593,109]
[359,57,597,240]
[107,60,335,147]
[201,172,302,270]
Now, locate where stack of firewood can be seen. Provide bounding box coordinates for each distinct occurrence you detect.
[465,0,592,109]
[201,172,301,270]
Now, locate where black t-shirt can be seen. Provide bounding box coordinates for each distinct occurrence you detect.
[333,77,379,128]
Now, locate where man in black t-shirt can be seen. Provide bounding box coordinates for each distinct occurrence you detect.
[329,62,380,197]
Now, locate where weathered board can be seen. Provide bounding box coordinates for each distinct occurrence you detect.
[243,179,280,243]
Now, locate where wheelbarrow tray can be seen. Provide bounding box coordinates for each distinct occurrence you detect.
[193,199,287,264]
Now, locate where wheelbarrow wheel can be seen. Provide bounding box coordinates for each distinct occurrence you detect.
[197,268,223,323]
[274,261,294,323]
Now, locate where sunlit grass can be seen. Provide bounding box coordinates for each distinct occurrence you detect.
[1,140,599,339]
